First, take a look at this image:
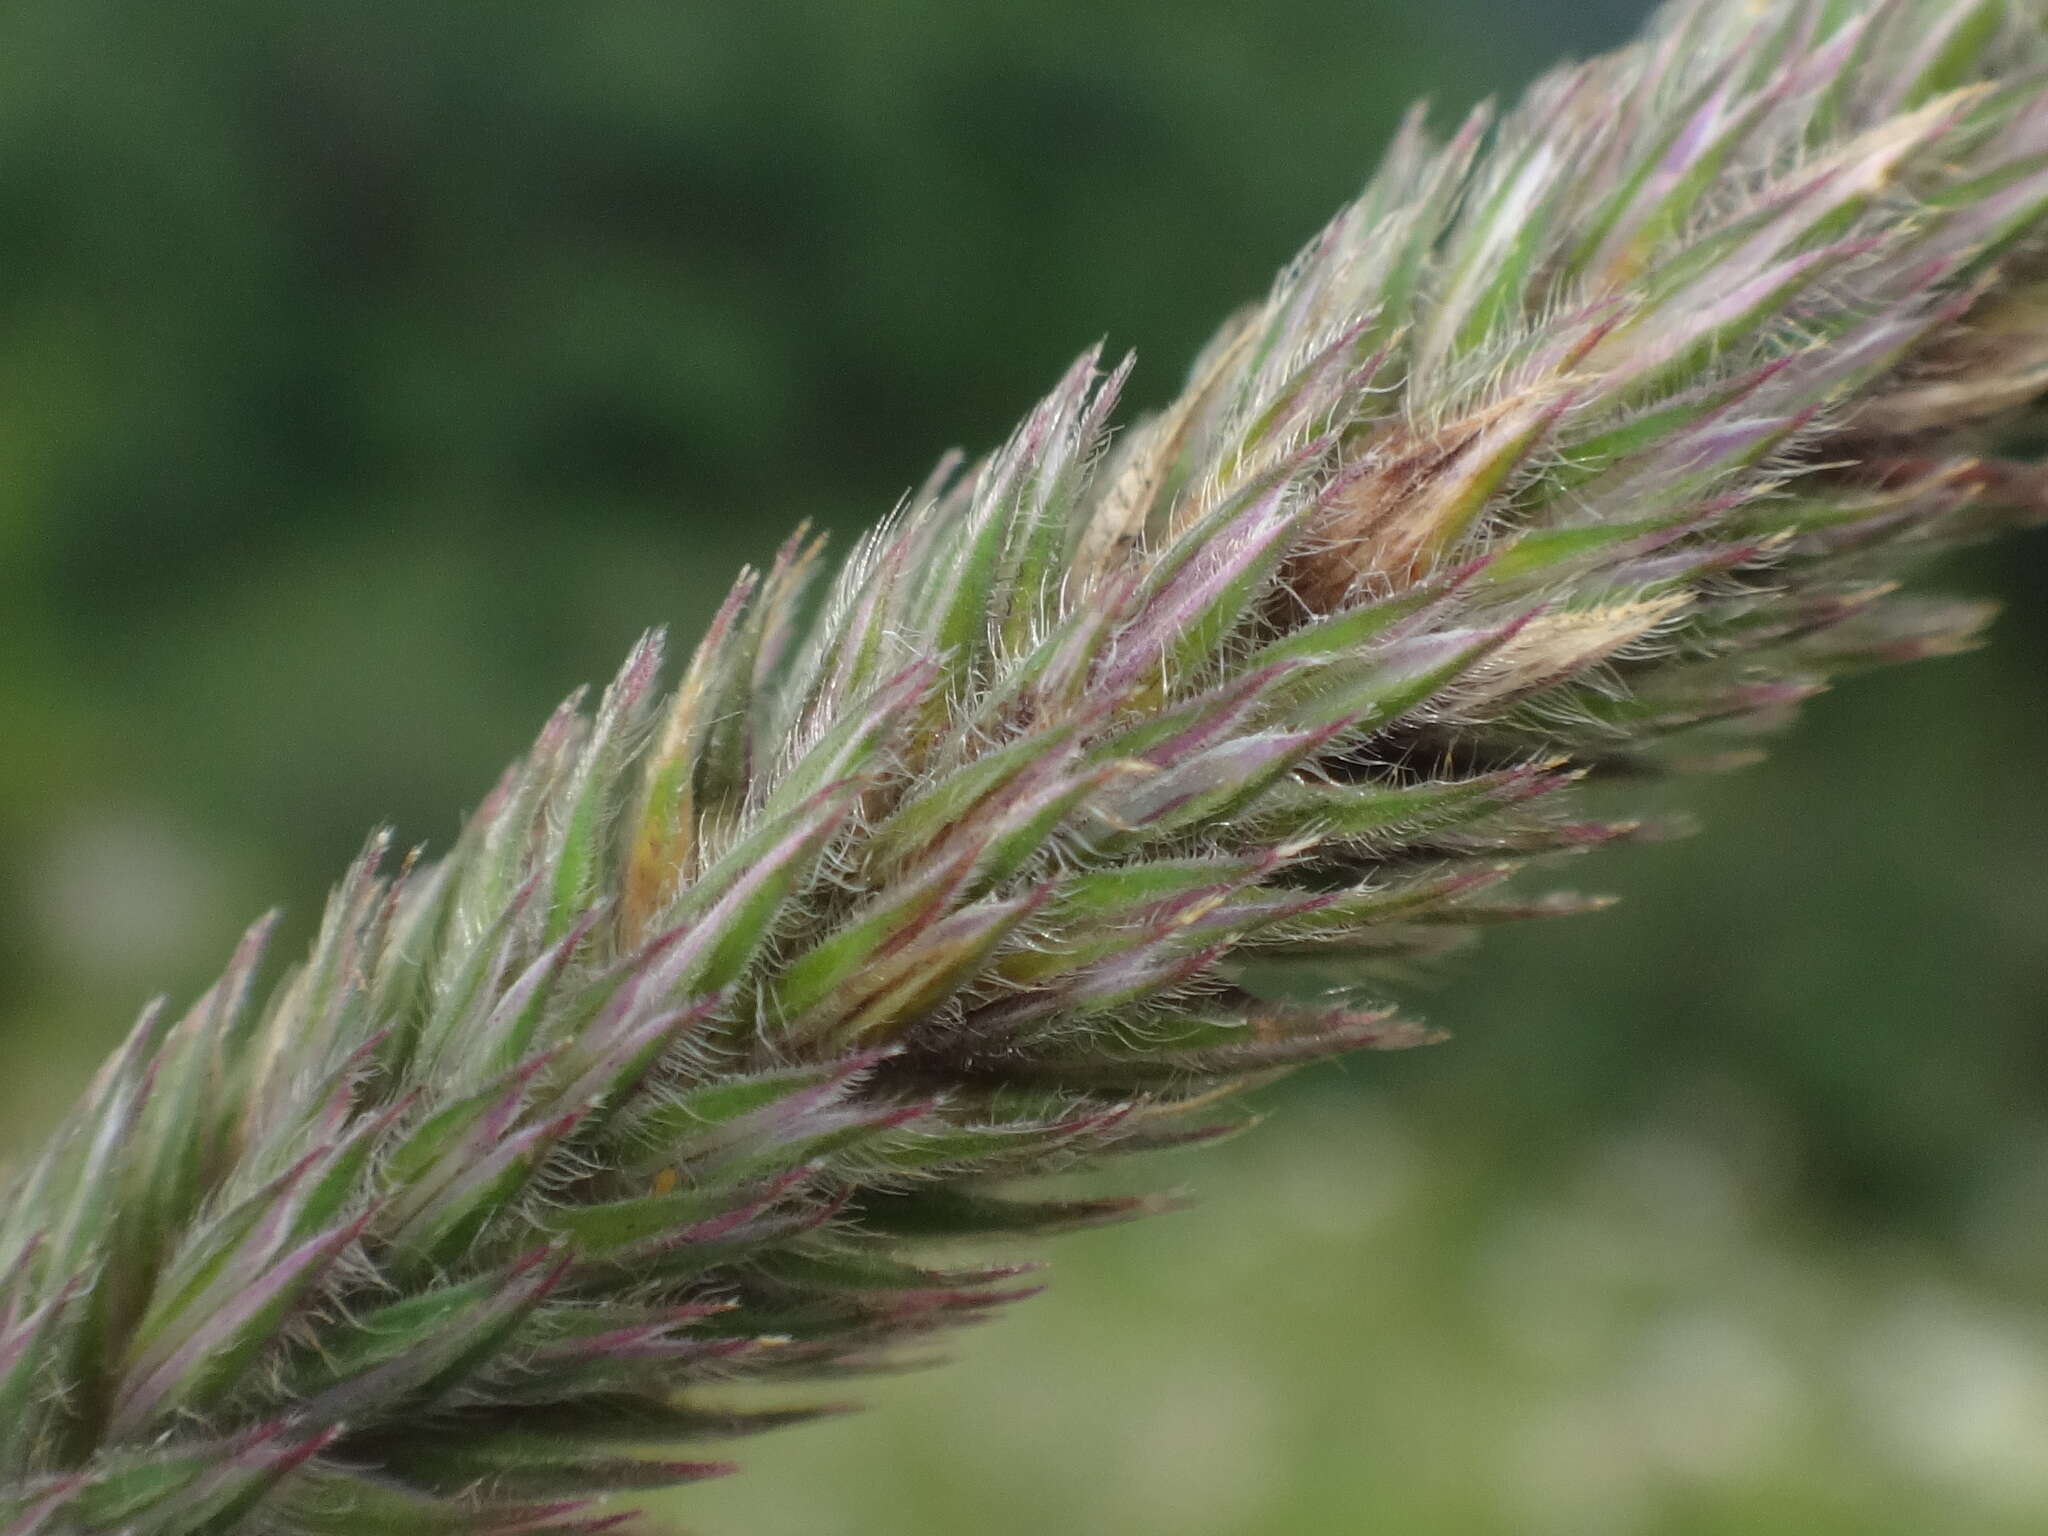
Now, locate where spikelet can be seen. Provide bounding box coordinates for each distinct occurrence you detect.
[5,1,2048,1530]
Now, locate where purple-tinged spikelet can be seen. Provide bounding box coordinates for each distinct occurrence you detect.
[5,1,2048,1530]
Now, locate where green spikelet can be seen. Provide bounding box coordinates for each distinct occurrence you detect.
[6,0,2048,1530]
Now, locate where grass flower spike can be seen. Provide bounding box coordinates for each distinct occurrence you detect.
[6,0,2048,1529]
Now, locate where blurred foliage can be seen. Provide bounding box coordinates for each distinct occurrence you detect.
[682,1096,2048,1536]
[1,0,2045,1530]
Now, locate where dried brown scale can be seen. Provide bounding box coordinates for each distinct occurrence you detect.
[4,1,2048,1532]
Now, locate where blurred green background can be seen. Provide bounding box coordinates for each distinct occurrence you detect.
[3,1,2047,1531]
